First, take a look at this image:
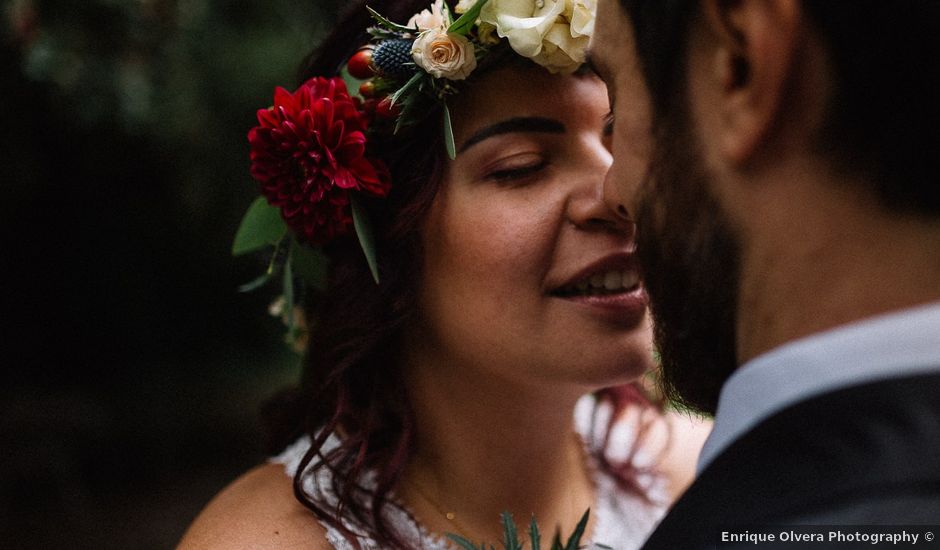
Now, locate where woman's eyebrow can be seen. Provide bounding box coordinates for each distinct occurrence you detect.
[459,116,566,153]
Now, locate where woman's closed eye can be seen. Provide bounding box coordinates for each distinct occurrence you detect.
[484,154,548,184]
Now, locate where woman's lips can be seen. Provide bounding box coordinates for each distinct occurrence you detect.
[547,252,648,325]
[558,283,649,326]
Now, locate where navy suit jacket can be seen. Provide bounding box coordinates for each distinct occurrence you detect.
[641,373,940,549]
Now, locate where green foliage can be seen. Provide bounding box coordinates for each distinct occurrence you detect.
[350,195,380,284]
[289,241,329,291]
[232,196,287,256]
[446,509,594,550]
[282,249,295,332]
[390,72,424,107]
[443,102,457,159]
[449,0,490,35]
[366,6,418,34]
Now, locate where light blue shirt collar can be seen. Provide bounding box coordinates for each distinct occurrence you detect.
[698,301,940,472]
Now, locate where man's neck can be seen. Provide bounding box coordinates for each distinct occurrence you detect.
[734,175,940,364]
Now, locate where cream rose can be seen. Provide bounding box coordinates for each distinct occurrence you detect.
[411,27,478,80]
[407,0,447,31]
[454,0,477,14]
[480,0,596,74]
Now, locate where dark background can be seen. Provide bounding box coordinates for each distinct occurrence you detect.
[1,1,341,547]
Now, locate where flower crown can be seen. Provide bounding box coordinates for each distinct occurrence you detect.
[232,0,596,343]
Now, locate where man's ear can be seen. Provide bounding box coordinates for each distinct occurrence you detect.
[698,0,800,164]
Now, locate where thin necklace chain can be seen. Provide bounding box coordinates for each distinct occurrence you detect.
[405,432,596,544]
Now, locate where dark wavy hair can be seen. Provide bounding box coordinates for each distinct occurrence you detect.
[261,2,665,547]
[619,0,940,216]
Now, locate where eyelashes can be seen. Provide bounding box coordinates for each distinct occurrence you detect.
[485,160,548,183]
[603,111,615,135]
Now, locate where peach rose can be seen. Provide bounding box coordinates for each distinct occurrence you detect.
[411,27,478,80]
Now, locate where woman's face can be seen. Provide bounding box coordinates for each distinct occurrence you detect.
[415,66,653,388]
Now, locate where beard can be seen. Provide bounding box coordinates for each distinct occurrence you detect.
[634,113,742,416]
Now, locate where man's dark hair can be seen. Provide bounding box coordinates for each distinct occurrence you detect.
[619,0,940,215]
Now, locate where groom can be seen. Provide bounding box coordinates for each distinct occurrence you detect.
[590,0,940,546]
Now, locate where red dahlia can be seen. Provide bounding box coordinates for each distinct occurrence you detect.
[248,77,391,245]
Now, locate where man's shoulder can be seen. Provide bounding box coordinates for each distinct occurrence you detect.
[177,463,330,550]
[642,373,940,549]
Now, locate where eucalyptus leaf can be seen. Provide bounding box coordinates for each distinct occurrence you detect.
[443,102,456,159]
[448,0,489,35]
[350,195,380,284]
[232,196,287,256]
[290,240,329,290]
[237,272,274,293]
[395,87,430,133]
[390,72,424,107]
[366,5,416,33]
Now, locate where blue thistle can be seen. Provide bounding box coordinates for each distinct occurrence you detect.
[372,39,417,78]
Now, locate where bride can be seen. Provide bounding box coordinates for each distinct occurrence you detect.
[180,1,708,548]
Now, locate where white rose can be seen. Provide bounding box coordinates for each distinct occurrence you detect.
[408,0,447,31]
[411,27,478,80]
[569,0,596,38]
[480,0,596,73]
[454,0,477,14]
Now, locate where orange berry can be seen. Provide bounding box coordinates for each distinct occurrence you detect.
[359,80,376,98]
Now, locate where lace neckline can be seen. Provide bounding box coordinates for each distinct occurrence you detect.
[270,397,669,549]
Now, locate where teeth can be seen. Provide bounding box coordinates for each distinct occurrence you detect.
[603,271,621,290]
[622,270,639,289]
[558,269,641,296]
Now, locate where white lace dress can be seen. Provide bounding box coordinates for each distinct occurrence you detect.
[270,396,669,549]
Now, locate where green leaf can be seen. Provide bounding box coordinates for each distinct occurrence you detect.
[500,512,522,550]
[237,272,274,293]
[350,195,380,284]
[232,196,287,256]
[448,0,489,35]
[443,101,456,159]
[390,71,424,107]
[563,509,590,550]
[529,516,542,550]
[442,1,455,27]
[289,241,329,290]
[446,534,483,550]
[340,66,364,97]
[366,5,417,33]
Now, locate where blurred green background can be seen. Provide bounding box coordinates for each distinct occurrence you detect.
[0,0,341,547]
